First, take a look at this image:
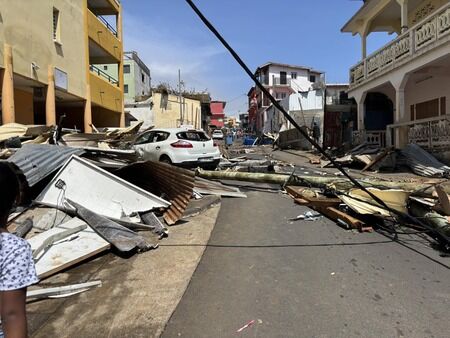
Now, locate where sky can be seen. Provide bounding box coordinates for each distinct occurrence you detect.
[122,0,393,117]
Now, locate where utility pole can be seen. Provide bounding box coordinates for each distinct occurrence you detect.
[178,69,183,125]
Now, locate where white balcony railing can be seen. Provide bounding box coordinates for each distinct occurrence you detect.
[386,115,450,149]
[350,2,450,87]
[353,130,386,148]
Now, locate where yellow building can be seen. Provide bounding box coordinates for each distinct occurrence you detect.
[152,92,202,129]
[0,0,124,131]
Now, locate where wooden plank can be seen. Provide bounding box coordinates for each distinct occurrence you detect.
[294,198,309,205]
[27,218,110,279]
[361,147,393,172]
[316,206,372,232]
[286,186,341,207]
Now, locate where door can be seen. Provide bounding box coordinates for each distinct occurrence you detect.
[280,71,287,85]
[323,111,342,148]
[134,131,169,161]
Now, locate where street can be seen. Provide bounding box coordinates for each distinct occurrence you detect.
[162,189,450,337]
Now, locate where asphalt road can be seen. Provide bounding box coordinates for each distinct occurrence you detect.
[162,190,450,338]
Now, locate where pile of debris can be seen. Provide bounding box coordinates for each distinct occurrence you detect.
[197,151,450,251]
[1,122,248,300]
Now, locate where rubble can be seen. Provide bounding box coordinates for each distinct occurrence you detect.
[1,120,450,327]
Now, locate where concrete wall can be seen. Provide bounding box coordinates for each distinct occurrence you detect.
[92,106,121,128]
[153,92,201,129]
[265,65,319,92]
[129,60,150,101]
[409,0,447,26]
[0,0,87,99]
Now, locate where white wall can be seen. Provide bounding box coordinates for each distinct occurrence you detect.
[266,65,319,92]
[405,75,450,118]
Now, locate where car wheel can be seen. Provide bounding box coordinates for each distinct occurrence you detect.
[160,155,172,165]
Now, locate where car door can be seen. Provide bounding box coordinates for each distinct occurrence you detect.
[134,131,159,161]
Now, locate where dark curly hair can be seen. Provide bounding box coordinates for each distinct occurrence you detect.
[0,162,19,226]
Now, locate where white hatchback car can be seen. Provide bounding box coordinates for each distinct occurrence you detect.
[133,128,221,169]
[212,129,224,140]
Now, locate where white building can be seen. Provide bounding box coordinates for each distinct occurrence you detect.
[251,62,325,134]
[342,0,450,152]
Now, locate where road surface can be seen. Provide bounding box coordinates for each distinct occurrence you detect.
[162,190,450,338]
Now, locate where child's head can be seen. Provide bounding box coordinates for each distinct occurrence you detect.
[0,162,19,226]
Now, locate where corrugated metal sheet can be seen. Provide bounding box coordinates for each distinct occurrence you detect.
[7,144,84,187]
[401,144,450,178]
[116,161,195,225]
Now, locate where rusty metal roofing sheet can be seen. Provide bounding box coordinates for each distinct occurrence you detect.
[116,161,195,225]
[7,144,84,187]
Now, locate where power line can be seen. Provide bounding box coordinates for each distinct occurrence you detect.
[184,0,450,248]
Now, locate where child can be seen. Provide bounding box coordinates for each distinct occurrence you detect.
[0,162,38,338]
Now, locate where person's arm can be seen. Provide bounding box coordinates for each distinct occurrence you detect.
[1,288,28,338]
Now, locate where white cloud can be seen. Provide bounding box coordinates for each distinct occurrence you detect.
[123,10,225,91]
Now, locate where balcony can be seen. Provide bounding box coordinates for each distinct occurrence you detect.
[90,65,118,85]
[273,78,292,86]
[350,3,450,88]
[386,115,450,150]
[90,71,122,113]
[258,76,292,87]
[88,9,122,62]
[87,0,120,15]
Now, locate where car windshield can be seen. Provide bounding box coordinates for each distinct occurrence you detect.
[177,131,210,141]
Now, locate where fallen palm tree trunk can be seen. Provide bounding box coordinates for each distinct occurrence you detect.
[409,202,450,238]
[196,169,449,195]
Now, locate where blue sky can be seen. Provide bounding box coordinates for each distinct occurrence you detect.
[122,0,393,116]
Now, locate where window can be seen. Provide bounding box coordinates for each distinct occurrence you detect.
[134,131,169,145]
[309,75,316,83]
[124,65,130,74]
[291,72,297,79]
[177,131,210,141]
[141,73,145,83]
[134,132,153,145]
[275,92,280,99]
[152,131,170,143]
[103,65,108,70]
[124,84,128,93]
[280,71,287,85]
[52,8,61,42]
[281,93,287,99]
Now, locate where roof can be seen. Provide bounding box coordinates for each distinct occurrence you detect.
[341,0,372,33]
[149,127,202,133]
[124,51,151,76]
[211,101,227,108]
[256,62,324,74]
[7,144,84,188]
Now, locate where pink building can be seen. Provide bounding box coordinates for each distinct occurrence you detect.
[210,101,226,128]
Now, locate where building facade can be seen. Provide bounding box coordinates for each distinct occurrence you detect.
[101,51,151,104]
[0,0,124,131]
[342,0,450,151]
[152,92,201,129]
[210,101,226,129]
[250,62,325,134]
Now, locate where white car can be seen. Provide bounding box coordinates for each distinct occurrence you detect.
[133,128,221,169]
[212,129,224,140]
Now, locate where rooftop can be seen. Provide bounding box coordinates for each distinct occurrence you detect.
[257,61,324,74]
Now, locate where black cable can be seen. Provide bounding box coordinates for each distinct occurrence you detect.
[184,0,450,247]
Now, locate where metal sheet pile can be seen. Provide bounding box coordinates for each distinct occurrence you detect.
[0,122,246,299]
